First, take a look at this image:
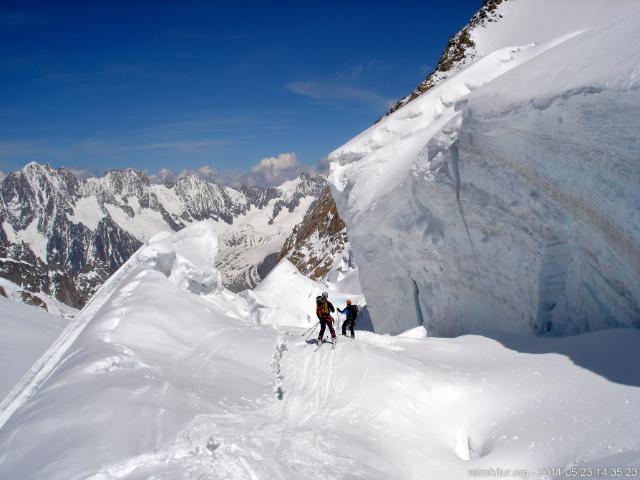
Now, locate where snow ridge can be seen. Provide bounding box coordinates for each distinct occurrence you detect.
[0,241,142,431]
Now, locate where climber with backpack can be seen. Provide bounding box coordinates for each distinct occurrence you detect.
[315,291,337,346]
[338,299,358,338]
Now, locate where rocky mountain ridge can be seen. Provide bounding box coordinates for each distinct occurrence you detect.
[381,0,506,120]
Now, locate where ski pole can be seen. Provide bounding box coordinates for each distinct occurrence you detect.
[305,326,319,341]
[302,322,319,337]
[306,328,319,342]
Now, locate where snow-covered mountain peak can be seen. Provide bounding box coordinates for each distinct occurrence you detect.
[1,163,79,231]
[171,174,249,223]
[277,176,304,199]
[84,168,151,199]
[6,162,79,203]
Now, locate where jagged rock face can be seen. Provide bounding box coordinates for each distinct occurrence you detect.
[1,163,79,231]
[270,173,323,223]
[21,291,48,311]
[0,164,138,308]
[381,0,505,120]
[279,186,347,279]
[91,218,142,270]
[0,242,52,296]
[0,162,327,307]
[240,185,280,210]
[173,176,249,223]
[0,240,87,308]
[97,169,150,199]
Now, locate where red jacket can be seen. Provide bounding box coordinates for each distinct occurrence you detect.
[316,298,335,320]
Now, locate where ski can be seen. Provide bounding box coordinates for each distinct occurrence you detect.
[312,335,341,351]
[314,337,338,351]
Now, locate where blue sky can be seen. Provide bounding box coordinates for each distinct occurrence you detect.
[1,1,481,184]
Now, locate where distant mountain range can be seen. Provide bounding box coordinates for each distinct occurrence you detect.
[0,162,345,311]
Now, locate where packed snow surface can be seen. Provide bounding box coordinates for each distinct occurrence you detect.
[1,221,639,479]
[0,295,69,398]
[328,0,640,335]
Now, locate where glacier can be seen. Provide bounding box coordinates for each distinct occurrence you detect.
[328,0,640,336]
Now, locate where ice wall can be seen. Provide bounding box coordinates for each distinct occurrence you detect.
[329,4,640,336]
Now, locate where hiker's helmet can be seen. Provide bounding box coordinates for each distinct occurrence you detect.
[321,292,328,299]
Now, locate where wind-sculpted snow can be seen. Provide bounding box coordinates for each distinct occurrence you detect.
[329,2,640,335]
[137,222,224,296]
[1,223,640,478]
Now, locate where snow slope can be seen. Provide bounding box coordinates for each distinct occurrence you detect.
[243,253,369,330]
[329,0,640,335]
[1,221,639,479]
[0,295,69,399]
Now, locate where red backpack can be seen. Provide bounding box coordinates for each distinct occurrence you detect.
[316,296,330,316]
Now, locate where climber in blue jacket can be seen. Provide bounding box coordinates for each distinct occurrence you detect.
[337,299,359,338]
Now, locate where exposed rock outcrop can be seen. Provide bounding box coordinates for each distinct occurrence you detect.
[279,186,347,280]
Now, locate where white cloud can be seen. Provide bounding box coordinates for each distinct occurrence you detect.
[250,152,300,185]
[149,165,222,185]
[196,165,218,179]
[158,168,173,181]
[252,152,298,173]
